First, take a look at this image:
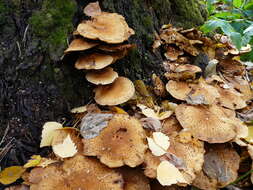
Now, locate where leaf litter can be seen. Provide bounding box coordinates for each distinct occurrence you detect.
[2,1,253,190]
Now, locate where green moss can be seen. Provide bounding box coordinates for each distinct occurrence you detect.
[29,0,76,59]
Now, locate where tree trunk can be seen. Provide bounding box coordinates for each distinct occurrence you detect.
[0,0,206,174]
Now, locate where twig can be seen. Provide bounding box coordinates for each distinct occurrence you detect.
[22,24,29,43]
[16,41,22,57]
[229,169,253,185]
[0,124,10,146]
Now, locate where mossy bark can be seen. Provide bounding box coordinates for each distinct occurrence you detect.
[0,0,206,173]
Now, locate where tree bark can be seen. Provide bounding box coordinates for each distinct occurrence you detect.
[0,0,206,174]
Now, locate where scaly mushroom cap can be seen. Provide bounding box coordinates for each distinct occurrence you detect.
[175,104,236,143]
[164,46,184,61]
[166,80,219,104]
[168,132,205,184]
[75,53,114,70]
[86,67,118,85]
[64,38,98,53]
[95,77,135,106]
[118,168,151,190]
[77,12,134,44]
[82,114,147,168]
[217,86,247,110]
[193,145,240,189]
[30,155,124,190]
[143,150,161,178]
[62,154,124,190]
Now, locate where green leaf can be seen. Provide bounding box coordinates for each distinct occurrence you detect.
[207,0,216,15]
[244,2,253,10]
[214,11,242,19]
[233,0,243,8]
[200,19,235,34]
[230,32,242,49]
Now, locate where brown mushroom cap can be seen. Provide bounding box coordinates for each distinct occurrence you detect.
[64,38,98,53]
[62,154,124,190]
[193,145,240,189]
[143,150,161,178]
[97,44,135,53]
[85,67,118,85]
[164,46,184,61]
[175,104,236,143]
[29,155,124,190]
[168,132,205,184]
[82,114,147,168]
[77,12,134,44]
[118,168,151,190]
[75,53,114,70]
[166,80,192,100]
[95,77,135,106]
[217,86,247,110]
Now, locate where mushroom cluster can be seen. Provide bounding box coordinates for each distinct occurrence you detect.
[4,11,253,190]
[65,2,135,106]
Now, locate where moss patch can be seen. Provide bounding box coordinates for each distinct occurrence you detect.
[29,0,76,60]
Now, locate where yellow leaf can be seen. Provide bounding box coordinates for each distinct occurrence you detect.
[23,155,42,168]
[52,135,77,158]
[110,106,128,114]
[0,166,25,185]
[244,126,253,143]
[37,158,59,168]
[70,106,87,113]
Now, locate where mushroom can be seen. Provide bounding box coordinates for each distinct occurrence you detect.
[85,67,118,85]
[164,46,184,61]
[117,168,151,190]
[94,77,135,106]
[193,145,240,189]
[175,104,237,143]
[143,150,161,178]
[166,80,192,100]
[75,53,114,70]
[82,114,147,168]
[216,86,247,110]
[97,43,135,53]
[64,38,98,53]
[29,154,124,190]
[77,12,134,44]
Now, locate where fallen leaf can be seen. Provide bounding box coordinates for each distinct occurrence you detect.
[156,160,187,186]
[40,122,63,148]
[110,106,128,114]
[244,126,253,143]
[141,117,162,131]
[185,94,208,105]
[37,158,59,168]
[23,155,42,168]
[165,152,186,170]
[0,166,25,185]
[83,1,102,17]
[80,113,113,139]
[52,135,77,158]
[147,137,166,156]
[137,104,172,120]
[153,132,170,150]
[70,106,87,113]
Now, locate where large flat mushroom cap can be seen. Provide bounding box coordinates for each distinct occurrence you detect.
[64,38,98,53]
[95,77,135,106]
[86,67,118,85]
[77,12,134,44]
[62,154,124,190]
[175,104,236,143]
[75,53,114,70]
[82,114,147,168]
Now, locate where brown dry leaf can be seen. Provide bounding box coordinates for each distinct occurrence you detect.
[40,122,63,148]
[52,134,77,158]
[83,1,102,17]
[80,113,113,139]
[24,155,42,168]
[0,166,25,185]
[156,160,187,186]
[152,74,166,97]
[77,12,134,44]
[175,104,236,143]
[118,168,151,190]
[82,114,147,168]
